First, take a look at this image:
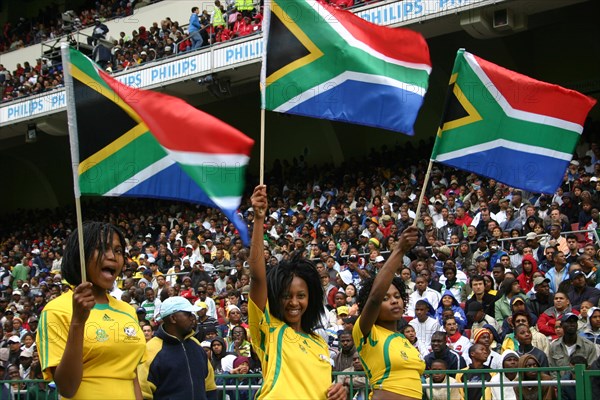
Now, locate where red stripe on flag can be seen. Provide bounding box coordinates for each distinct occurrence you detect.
[98,70,254,155]
[473,54,597,125]
[321,2,431,67]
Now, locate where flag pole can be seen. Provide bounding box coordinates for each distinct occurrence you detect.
[74,197,87,282]
[61,43,87,282]
[260,108,265,185]
[412,159,435,228]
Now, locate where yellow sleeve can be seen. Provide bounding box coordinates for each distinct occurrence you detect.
[205,360,217,391]
[248,298,270,361]
[137,338,161,400]
[500,336,515,354]
[37,308,69,380]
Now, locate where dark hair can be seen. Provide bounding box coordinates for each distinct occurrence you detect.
[62,221,126,286]
[356,276,408,314]
[500,278,518,297]
[469,275,485,287]
[569,355,588,366]
[230,325,248,341]
[512,310,531,326]
[266,253,324,334]
[431,358,448,368]
[469,343,484,357]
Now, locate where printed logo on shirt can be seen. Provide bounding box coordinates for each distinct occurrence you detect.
[95,328,109,342]
[123,324,141,342]
[102,314,114,321]
[124,326,137,337]
[400,351,409,361]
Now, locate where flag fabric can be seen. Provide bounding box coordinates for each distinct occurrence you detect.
[432,49,596,194]
[62,46,254,243]
[260,0,431,135]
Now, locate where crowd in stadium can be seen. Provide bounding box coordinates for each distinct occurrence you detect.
[1,136,600,397]
[0,0,377,103]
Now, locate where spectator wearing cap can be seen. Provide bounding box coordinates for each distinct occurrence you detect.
[568,269,600,309]
[2,335,22,366]
[549,312,597,371]
[19,345,34,379]
[194,301,218,342]
[138,296,217,399]
[527,277,554,318]
[472,236,490,261]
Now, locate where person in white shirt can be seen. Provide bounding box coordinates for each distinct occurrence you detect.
[409,299,441,352]
[407,276,441,317]
[490,351,519,400]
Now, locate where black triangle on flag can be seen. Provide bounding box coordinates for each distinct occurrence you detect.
[266,11,311,78]
[438,79,482,133]
[73,77,139,161]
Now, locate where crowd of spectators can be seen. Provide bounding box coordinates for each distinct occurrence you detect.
[0,0,384,103]
[0,0,140,54]
[1,134,600,396]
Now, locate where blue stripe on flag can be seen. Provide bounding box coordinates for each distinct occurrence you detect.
[286,80,423,135]
[439,147,569,194]
[121,163,249,242]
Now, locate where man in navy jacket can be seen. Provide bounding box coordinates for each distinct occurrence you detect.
[138,296,217,399]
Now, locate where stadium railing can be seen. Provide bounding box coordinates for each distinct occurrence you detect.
[4,365,590,400]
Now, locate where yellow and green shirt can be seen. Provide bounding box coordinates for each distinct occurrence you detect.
[352,316,425,399]
[249,298,332,399]
[37,291,146,399]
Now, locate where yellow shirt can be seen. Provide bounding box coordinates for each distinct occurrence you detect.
[249,298,332,399]
[37,291,146,399]
[352,316,425,399]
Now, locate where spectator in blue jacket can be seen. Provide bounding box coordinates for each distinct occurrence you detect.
[189,7,203,50]
[138,296,217,400]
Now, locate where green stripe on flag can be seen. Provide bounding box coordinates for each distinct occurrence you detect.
[69,47,113,93]
[180,163,248,198]
[79,132,166,194]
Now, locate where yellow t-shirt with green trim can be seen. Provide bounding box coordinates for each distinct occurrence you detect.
[352,316,425,399]
[37,291,147,399]
[249,298,332,399]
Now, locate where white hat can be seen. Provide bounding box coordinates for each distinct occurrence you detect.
[147,256,156,263]
[374,255,385,263]
[269,212,278,220]
[339,270,353,285]
[20,347,33,358]
[7,335,20,344]
[159,296,201,319]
